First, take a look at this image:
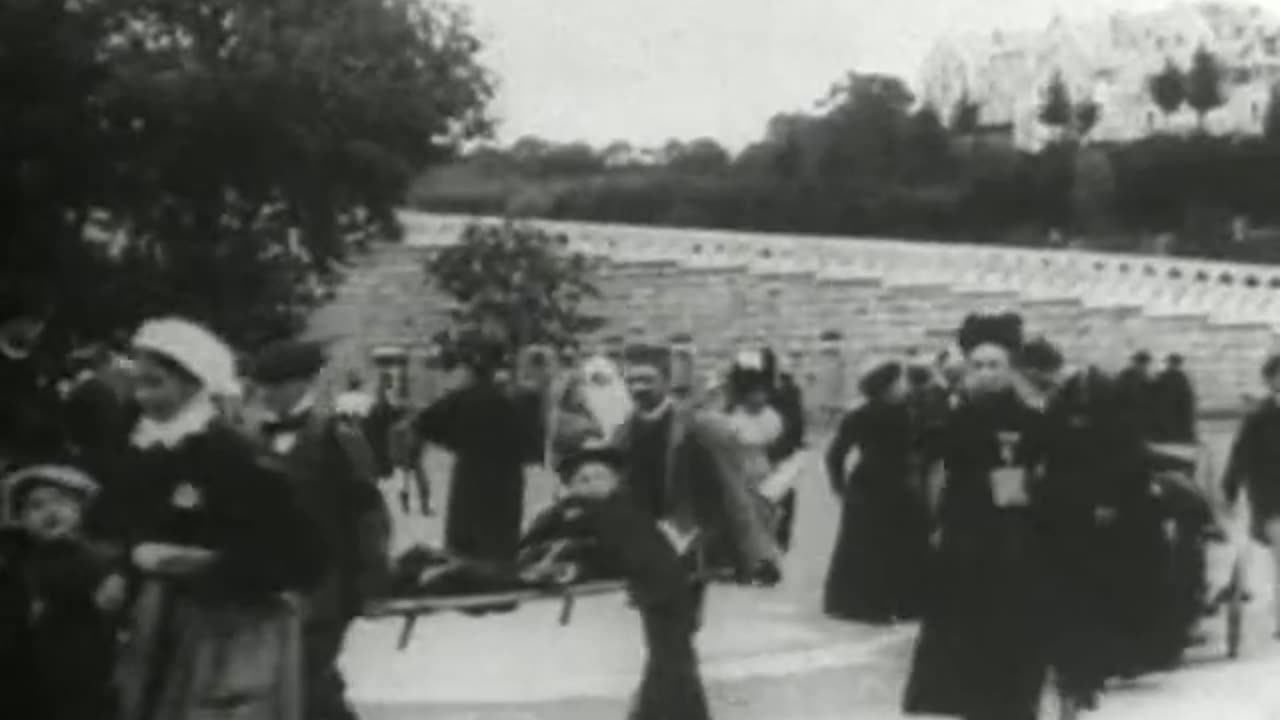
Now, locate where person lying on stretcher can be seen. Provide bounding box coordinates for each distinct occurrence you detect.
[384,444,696,605]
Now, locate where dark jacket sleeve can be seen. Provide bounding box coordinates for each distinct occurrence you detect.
[412,391,461,450]
[1223,411,1259,505]
[204,453,329,596]
[825,409,859,491]
[586,492,689,610]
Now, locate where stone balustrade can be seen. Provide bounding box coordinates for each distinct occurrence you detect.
[345,211,1280,414]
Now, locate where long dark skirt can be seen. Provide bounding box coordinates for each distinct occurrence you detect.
[445,459,525,565]
[903,511,1049,720]
[824,484,927,622]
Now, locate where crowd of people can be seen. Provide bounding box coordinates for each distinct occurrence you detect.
[817,313,1280,720]
[6,274,1280,720]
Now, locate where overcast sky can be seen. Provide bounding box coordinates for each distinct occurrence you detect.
[462,0,1280,150]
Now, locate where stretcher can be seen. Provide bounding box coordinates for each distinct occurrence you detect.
[365,579,628,650]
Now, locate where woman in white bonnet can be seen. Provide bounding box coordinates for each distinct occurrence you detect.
[88,317,325,720]
[579,354,632,439]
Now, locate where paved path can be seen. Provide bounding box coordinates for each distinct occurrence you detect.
[347,419,1280,719]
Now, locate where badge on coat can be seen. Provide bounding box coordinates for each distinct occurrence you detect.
[171,481,203,510]
[271,432,298,455]
[991,432,1029,508]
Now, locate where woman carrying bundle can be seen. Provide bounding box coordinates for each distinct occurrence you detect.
[90,317,327,720]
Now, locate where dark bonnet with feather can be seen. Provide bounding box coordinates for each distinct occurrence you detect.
[957,312,1025,356]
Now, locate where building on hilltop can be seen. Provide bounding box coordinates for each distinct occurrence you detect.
[919,2,1280,150]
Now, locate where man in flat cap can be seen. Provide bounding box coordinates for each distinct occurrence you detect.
[247,339,389,720]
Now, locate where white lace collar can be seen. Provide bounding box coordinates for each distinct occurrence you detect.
[131,395,217,449]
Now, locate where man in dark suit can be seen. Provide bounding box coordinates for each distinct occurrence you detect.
[247,340,390,720]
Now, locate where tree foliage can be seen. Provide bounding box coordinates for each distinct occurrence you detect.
[1039,71,1072,130]
[950,93,981,134]
[424,222,605,357]
[1186,45,1226,130]
[1265,87,1280,142]
[2,0,493,348]
[1075,100,1101,139]
[1149,59,1186,118]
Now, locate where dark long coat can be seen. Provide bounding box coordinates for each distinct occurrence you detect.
[823,400,927,621]
[903,390,1051,720]
[412,381,527,565]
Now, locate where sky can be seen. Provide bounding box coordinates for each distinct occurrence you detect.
[461,0,1280,151]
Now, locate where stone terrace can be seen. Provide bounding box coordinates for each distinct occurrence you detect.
[309,212,1280,415]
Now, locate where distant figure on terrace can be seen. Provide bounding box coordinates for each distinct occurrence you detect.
[1150,354,1197,444]
[1116,351,1157,439]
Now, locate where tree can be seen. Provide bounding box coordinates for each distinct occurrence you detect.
[1264,87,1280,142]
[903,105,953,181]
[424,221,606,357]
[1186,45,1226,131]
[667,137,731,174]
[950,93,980,135]
[1071,146,1117,232]
[1075,100,1101,140]
[1039,71,1073,134]
[2,0,494,348]
[1149,59,1186,124]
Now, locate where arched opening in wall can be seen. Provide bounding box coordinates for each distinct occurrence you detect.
[1169,268,1183,279]
[1196,271,1210,282]
[760,249,773,259]
[1143,265,1156,276]
[1119,263,1131,273]
[1219,272,1235,284]
[1245,276,1260,288]
[1269,278,1280,289]
[1094,261,1105,270]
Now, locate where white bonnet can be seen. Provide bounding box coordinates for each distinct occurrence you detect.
[132,317,237,394]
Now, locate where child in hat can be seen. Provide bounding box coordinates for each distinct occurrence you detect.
[548,445,712,720]
[0,463,121,720]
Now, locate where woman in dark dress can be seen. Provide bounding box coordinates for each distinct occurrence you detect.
[903,313,1053,720]
[410,333,527,566]
[823,360,925,622]
[89,318,327,720]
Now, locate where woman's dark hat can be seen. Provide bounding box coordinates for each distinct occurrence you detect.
[957,312,1024,355]
[859,361,903,399]
[555,443,626,481]
[248,339,328,385]
[621,344,672,376]
[1017,337,1064,373]
[435,330,506,374]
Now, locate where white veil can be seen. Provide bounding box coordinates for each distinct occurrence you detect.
[578,354,633,439]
